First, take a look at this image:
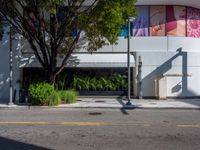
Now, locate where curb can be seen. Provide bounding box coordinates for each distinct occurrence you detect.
[0,105,200,110]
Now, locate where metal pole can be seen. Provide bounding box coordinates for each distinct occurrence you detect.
[138,56,143,99]
[8,25,13,105]
[126,17,132,105]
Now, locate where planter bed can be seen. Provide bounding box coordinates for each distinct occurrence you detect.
[77,91,127,96]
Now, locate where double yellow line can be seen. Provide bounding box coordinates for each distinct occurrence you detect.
[0,122,49,125]
[0,122,200,128]
[0,121,109,126]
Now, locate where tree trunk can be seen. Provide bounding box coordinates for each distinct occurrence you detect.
[49,73,56,85]
[44,69,57,85]
[44,66,57,85]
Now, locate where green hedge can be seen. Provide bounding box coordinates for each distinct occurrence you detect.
[28,82,77,106]
[48,91,61,106]
[58,90,77,104]
[28,82,55,105]
[73,73,128,91]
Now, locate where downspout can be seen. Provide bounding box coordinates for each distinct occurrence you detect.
[138,56,143,99]
[132,52,138,98]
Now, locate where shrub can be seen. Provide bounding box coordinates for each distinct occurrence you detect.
[73,76,85,91]
[55,74,68,90]
[90,77,97,91]
[73,74,127,91]
[58,90,68,102]
[58,90,77,104]
[28,82,56,105]
[48,91,61,106]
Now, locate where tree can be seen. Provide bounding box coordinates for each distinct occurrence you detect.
[0,0,136,84]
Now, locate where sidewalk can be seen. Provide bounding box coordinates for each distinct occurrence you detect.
[0,97,200,110]
[59,97,200,109]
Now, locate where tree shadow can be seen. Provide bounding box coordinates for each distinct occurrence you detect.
[0,28,10,103]
[0,136,51,150]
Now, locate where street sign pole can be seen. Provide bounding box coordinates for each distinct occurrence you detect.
[126,17,132,105]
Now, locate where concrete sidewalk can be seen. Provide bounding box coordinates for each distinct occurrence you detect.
[0,97,200,110]
[59,97,200,109]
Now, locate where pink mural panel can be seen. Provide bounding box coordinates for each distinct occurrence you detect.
[187,7,200,38]
[166,6,186,36]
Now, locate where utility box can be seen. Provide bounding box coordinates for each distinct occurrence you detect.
[158,77,167,100]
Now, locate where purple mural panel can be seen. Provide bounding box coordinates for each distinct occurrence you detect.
[132,6,149,36]
[187,7,200,38]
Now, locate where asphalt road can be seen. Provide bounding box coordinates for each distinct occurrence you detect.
[0,108,200,150]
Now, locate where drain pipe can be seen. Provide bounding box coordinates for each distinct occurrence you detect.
[132,52,138,98]
[138,56,143,99]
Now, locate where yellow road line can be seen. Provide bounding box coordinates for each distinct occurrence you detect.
[176,124,200,128]
[143,124,151,127]
[1,122,199,128]
[0,121,109,126]
[61,122,109,126]
[0,122,49,125]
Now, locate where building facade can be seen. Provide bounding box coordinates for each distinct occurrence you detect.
[1,0,200,103]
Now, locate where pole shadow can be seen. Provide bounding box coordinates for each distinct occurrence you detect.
[116,95,141,115]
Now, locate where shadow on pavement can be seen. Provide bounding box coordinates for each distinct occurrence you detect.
[116,96,141,115]
[177,98,200,107]
[0,136,51,150]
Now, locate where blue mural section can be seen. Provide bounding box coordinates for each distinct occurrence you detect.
[119,25,128,37]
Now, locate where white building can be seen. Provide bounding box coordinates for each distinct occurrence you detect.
[1,0,200,103]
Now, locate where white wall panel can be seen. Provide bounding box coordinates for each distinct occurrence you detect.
[131,37,168,52]
[168,37,200,52]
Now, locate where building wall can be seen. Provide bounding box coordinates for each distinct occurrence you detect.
[1,4,200,102]
[0,27,10,103]
[98,36,200,98]
[17,37,200,98]
[0,26,22,103]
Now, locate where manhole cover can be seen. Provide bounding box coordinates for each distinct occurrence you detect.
[150,102,157,105]
[163,120,170,124]
[88,112,102,115]
[95,100,106,103]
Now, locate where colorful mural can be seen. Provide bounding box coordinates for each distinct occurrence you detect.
[166,6,186,36]
[132,6,149,37]
[122,5,200,38]
[150,6,166,36]
[187,7,200,38]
